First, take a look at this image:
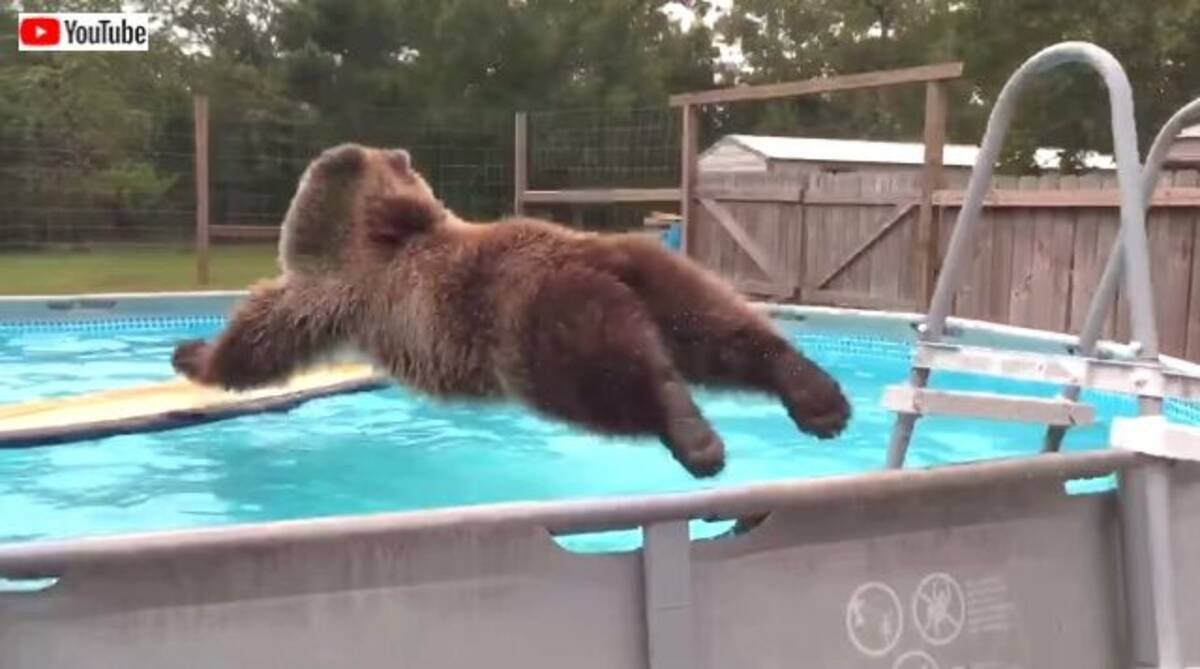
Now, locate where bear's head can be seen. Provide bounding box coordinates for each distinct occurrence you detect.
[277,143,446,275]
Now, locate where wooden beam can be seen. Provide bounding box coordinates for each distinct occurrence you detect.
[210,225,279,241]
[193,95,210,287]
[669,62,963,107]
[513,112,527,216]
[695,182,803,202]
[917,80,948,307]
[816,202,919,289]
[804,191,912,206]
[934,187,1200,208]
[693,183,910,205]
[800,288,921,312]
[735,278,795,300]
[681,104,699,256]
[522,188,682,204]
[698,197,787,287]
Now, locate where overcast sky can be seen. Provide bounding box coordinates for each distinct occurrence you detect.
[662,0,744,71]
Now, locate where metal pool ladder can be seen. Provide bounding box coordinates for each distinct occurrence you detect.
[883,42,1200,468]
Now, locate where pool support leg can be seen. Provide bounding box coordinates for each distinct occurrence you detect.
[642,521,695,669]
[1118,460,1182,669]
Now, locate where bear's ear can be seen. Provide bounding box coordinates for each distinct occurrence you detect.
[315,144,367,177]
[363,194,443,248]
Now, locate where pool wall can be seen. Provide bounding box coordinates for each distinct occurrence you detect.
[0,290,245,323]
[0,449,1197,668]
[2,291,1199,667]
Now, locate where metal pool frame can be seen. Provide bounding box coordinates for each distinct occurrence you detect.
[4,41,1200,669]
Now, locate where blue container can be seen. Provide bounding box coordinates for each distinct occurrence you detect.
[661,222,682,252]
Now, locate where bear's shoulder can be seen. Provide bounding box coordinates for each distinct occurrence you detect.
[461,215,593,245]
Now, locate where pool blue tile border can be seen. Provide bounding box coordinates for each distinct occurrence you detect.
[4,292,1200,438]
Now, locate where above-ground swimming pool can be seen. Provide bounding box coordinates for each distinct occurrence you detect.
[4,297,1189,552]
[7,43,1199,669]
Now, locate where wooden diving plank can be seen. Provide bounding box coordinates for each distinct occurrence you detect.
[0,364,387,447]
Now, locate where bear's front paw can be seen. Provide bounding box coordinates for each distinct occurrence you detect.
[663,414,727,478]
[172,339,211,383]
[788,384,851,439]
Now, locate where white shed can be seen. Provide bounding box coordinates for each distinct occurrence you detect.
[698,134,1116,176]
[1165,124,1200,167]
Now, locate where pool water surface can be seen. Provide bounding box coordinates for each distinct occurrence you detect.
[0,318,223,405]
[0,317,1163,551]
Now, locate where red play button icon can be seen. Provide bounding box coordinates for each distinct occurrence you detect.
[19,16,61,47]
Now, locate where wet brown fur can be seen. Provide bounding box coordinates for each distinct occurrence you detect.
[173,143,851,478]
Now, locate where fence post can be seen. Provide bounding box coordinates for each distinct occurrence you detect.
[514,112,527,217]
[918,80,948,306]
[680,104,699,257]
[193,95,211,286]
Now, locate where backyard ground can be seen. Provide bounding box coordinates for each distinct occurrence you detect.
[0,246,279,295]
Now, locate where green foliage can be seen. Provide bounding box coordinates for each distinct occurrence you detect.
[720,0,1200,173]
[94,161,179,210]
[6,0,1200,249]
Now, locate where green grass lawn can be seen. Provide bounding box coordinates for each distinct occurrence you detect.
[0,245,280,295]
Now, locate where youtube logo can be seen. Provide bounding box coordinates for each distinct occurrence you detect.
[19,16,60,48]
[17,13,150,52]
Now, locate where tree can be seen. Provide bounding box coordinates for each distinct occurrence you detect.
[718,0,1200,174]
[954,0,1200,171]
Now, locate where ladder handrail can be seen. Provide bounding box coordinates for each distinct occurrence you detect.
[923,42,1157,354]
[1043,96,1200,451]
[887,42,1160,470]
[1076,96,1200,357]
[883,45,1187,664]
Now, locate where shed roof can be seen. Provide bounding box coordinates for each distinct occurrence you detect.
[1178,124,1200,139]
[708,134,1117,171]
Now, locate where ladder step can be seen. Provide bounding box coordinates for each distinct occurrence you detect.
[1111,415,1200,461]
[883,385,1096,426]
[913,342,1200,400]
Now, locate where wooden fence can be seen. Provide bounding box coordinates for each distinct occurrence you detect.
[517,60,963,303]
[689,169,1200,360]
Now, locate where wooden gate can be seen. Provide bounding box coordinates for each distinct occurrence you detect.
[673,62,961,310]
[689,172,925,310]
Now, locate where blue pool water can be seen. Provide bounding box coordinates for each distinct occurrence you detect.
[0,316,1171,551]
[0,317,223,405]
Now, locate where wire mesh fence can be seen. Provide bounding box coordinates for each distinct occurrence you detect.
[527,105,681,191]
[206,107,514,234]
[0,132,197,249]
[1,98,702,251]
[0,101,514,251]
[523,105,682,231]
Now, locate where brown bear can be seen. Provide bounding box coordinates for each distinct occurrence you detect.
[172,143,851,478]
